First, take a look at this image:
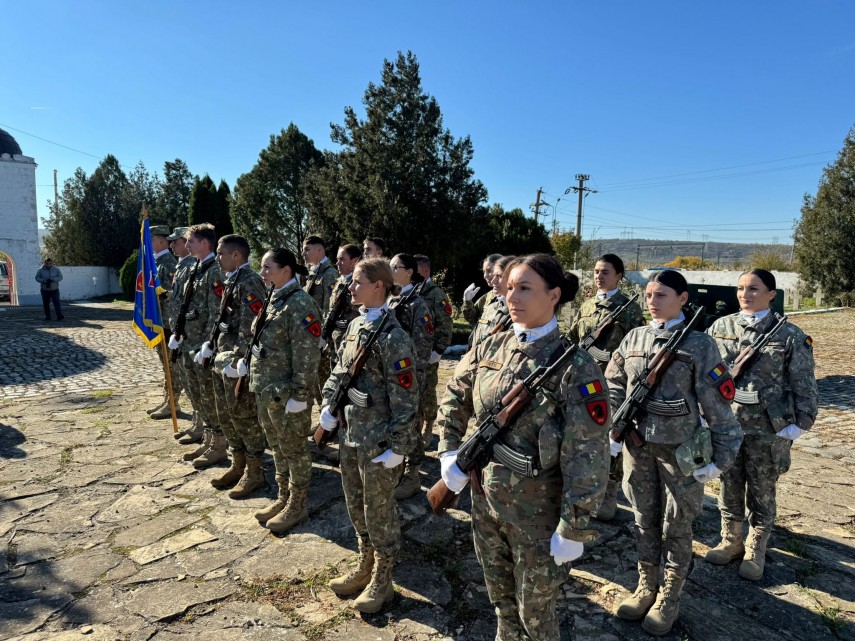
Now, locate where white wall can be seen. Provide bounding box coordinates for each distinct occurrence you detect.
[53,266,123,300]
[0,153,42,305]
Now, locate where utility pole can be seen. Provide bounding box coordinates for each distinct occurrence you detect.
[53,169,59,214]
[531,187,544,224]
[565,174,597,268]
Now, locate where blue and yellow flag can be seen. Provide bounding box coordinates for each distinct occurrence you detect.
[133,219,166,348]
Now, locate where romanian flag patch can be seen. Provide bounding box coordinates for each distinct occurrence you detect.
[394,358,412,371]
[302,313,322,337]
[420,314,434,335]
[708,363,727,381]
[804,336,813,349]
[212,280,225,297]
[244,293,263,315]
[578,380,604,397]
[441,298,453,315]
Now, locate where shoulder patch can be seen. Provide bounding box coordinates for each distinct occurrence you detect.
[478,359,503,371]
[586,400,609,425]
[420,314,434,335]
[244,293,263,315]
[578,380,604,397]
[394,358,412,371]
[441,298,453,315]
[212,280,225,297]
[804,335,813,349]
[397,371,414,389]
[708,363,727,381]
[718,378,735,400]
[302,313,322,337]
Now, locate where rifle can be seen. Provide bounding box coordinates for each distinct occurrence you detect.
[170,261,199,363]
[234,284,275,399]
[313,282,425,449]
[610,305,705,448]
[202,274,242,369]
[320,278,351,345]
[579,292,640,361]
[427,342,580,517]
[473,308,512,348]
[728,313,788,381]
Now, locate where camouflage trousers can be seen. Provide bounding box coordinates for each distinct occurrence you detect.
[212,372,266,459]
[172,354,195,414]
[718,434,783,529]
[156,330,183,402]
[255,385,312,489]
[181,352,219,430]
[420,362,440,422]
[340,443,401,556]
[406,373,430,466]
[471,494,565,641]
[623,440,703,579]
[312,356,332,406]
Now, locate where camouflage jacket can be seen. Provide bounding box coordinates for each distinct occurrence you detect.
[328,274,359,352]
[420,280,454,354]
[214,266,268,370]
[462,290,494,325]
[389,289,434,378]
[303,259,339,316]
[182,256,224,352]
[605,322,743,471]
[155,250,177,298]
[438,327,610,542]
[568,291,645,372]
[168,254,196,328]
[468,297,508,350]
[248,280,322,401]
[708,313,817,435]
[323,311,420,458]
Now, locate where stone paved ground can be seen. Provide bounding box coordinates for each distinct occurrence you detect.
[1,303,854,641]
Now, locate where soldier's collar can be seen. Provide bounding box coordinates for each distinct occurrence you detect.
[512,316,558,345]
[649,313,685,335]
[360,303,389,322]
[225,263,249,279]
[738,308,770,327]
[400,283,415,295]
[596,288,619,301]
[274,278,299,296]
[178,254,194,264]
[198,253,216,266]
[154,248,171,259]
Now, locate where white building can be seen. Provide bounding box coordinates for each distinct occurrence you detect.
[0,128,41,305]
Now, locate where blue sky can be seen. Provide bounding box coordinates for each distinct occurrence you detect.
[3,1,854,244]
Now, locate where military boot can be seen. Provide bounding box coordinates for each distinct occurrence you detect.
[177,415,205,444]
[394,461,422,500]
[210,452,246,489]
[266,484,308,533]
[642,570,685,636]
[147,399,167,416]
[254,475,289,522]
[705,519,745,565]
[594,478,619,521]
[329,539,375,596]
[174,413,199,440]
[353,551,395,613]
[151,401,180,420]
[616,562,659,620]
[193,431,228,469]
[421,420,434,449]
[229,456,267,499]
[182,429,212,461]
[739,526,770,581]
[495,614,525,641]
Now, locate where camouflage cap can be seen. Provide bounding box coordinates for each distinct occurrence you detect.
[167,226,189,241]
[150,225,171,237]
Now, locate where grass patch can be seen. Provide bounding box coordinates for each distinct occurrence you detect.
[93,418,111,436]
[92,390,114,398]
[818,604,843,633]
[80,406,106,414]
[783,536,808,558]
[59,447,74,467]
[303,609,355,641]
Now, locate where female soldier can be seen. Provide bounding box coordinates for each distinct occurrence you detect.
[606,270,742,636]
[468,254,516,350]
[243,248,321,533]
[319,258,420,613]
[704,269,817,580]
[388,253,436,499]
[569,254,644,521]
[438,253,610,641]
[462,253,502,324]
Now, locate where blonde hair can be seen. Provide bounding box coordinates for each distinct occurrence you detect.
[354,257,395,296]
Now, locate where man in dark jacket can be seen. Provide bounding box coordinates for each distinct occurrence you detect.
[35,258,64,321]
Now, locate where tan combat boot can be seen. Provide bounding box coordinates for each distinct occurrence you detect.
[421,420,434,448]
[147,398,167,416]
[254,475,289,522]
[182,429,212,461]
[329,539,375,596]
[353,551,396,613]
[151,401,180,420]
[594,477,619,521]
[193,431,228,469]
[739,526,770,581]
[616,562,659,620]
[642,570,685,636]
[211,452,246,489]
[229,456,267,499]
[266,484,308,533]
[705,519,745,565]
[394,461,422,500]
[177,414,205,444]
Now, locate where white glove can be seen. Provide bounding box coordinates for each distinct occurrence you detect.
[609,437,622,457]
[285,398,307,413]
[371,449,404,469]
[776,423,805,441]
[429,351,442,364]
[236,358,248,377]
[440,451,470,493]
[692,462,722,483]
[193,350,205,364]
[319,338,328,350]
[463,283,480,302]
[550,532,584,565]
[223,363,240,379]
[168,335,183,350]
[319,406,338,431]
[199,341,214,359]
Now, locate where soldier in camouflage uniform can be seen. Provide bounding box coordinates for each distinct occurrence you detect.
[568,254,644,521]
[438,254,609,641]
[705,269,817,581]
[320,258,419,614]
[302,235,339,404]
[462,253,501,324]
[605,270,743,636]
[414,254,454,448]
[328,244,362,365]
[468,255,516,351]
[388,254,435,499]
[147,225,181,419]
[167,224,228,468]
[246,248,321,533]
[193,235,271,499]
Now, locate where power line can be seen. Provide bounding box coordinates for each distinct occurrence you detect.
[0,123,133,170]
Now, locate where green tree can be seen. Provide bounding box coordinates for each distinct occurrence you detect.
[44,168,94,265]
[188,175,219,227]
[157,159,196,228]
[119,249,139,300]
[215,180,233,235]
[747,248,793,272]
[794,125,855,301]
[550,229,582,269]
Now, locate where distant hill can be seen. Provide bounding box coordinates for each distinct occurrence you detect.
[582,238,793,269]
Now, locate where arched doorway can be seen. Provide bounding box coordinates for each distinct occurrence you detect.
[0,250,18,306]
